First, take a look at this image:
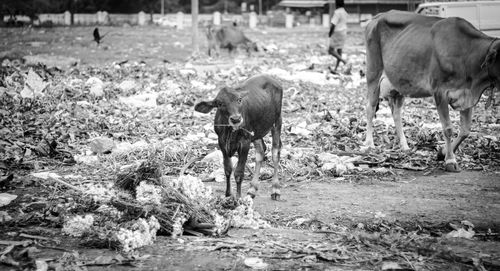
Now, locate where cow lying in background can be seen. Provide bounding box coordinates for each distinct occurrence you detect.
[195,75,283,200]
[206,25,259,57]
[364,10,500,172]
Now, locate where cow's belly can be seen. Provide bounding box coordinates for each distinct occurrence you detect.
[380,72,433,98]
[397,85,433,98]
[381,26,435,99]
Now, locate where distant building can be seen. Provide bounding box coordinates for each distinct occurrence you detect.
[278,0,423,15]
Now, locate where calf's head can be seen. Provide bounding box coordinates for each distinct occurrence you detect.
[195,87,248,130]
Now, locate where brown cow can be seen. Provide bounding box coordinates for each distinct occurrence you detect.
[364,10,499,172]
[195,75,283,200]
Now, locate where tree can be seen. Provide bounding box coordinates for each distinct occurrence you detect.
[2,0,55,24]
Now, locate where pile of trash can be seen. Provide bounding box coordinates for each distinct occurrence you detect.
[59,158,269,252]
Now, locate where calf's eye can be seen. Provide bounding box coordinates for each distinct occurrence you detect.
[237,97,242,104]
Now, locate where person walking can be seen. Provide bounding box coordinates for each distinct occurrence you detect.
[328,0,351,74]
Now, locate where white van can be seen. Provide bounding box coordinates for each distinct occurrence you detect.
[416,1,500,37]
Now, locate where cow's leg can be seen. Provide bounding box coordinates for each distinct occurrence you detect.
[222,151,233,197]
[388,94,410,151]
[270,116,282,201]
[363,74,382,151]
[435,98,460,172]
[452,108,473,152]
[363,36,383,151]
[247,139,264,198]
[438,108,472,160]
[234,141,250,198]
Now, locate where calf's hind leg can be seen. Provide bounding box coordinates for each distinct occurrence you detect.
[247,139,264,198]
[270,117,282,201]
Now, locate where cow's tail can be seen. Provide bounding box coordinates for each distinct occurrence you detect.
[364,16,385,117]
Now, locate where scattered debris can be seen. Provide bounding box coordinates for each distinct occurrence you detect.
[89,137,115,154]
[85,76,105,97]
[0,193,17,207]
[0,26,499,271]
[244,257,268,269]
[20,69,48,98]
[62,215,95,237]
[23,54,79,70]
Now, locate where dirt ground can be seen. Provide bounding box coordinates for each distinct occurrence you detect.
[16,169,499,270]
[250,170,500,231]
[1,24,500,270]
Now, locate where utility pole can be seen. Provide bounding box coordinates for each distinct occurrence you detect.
[192,0,199,54]
[259,0,263,15]
[161,0,164,16]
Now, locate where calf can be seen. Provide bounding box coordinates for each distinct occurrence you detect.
[206,25,258,57]
[364,10,500,171]
[195,75,283,200]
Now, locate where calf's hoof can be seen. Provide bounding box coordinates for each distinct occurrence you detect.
[271,193,280,201]
[436,147,445,161]
[444,162,460,172]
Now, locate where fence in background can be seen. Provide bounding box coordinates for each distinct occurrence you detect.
[2,11,372,28]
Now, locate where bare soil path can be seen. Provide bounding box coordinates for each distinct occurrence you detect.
[245,170,500,231]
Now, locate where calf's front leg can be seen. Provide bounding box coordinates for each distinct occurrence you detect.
[234,141,250,199]
[222,151,233,197]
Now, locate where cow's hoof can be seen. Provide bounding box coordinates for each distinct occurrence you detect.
[444,162,461,172]
[436,147,445,161]
[271,193,280,201]
[247,192,256,199]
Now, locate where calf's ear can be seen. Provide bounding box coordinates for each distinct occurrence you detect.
[194,101,216,113]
